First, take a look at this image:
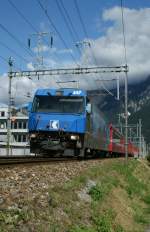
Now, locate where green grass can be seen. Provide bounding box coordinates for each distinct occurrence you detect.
[143,195,150,205]
[92,210,113,232]
[89,184,104,201]
[1,159,150,232]
[69,209,125,232]
[55,160,150,231]
[0,208,30,226]
[69,226,96,232]
[112,160,147,198]
[146,154,150,163]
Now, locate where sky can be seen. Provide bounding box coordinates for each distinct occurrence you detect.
[0,0,150,105]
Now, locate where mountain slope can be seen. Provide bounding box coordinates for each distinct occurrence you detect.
[95,76,150,143]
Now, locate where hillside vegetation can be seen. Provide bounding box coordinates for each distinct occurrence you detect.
[0,158,150,232]
[48,159,150,232]
[97,76,150,144]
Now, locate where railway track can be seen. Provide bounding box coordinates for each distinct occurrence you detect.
[0,156,80,165]
[0,154,126,165]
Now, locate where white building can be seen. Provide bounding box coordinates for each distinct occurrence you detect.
[0,106,29,147]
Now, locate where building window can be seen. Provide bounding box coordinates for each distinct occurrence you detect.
[18,122,22,129]
[13,134,17,142]
[23,122,27,129]
[0,123,4,129]
[23,135,26,142]
[1,111,5,117]
[18,135,21,142]
[14,122,17,129]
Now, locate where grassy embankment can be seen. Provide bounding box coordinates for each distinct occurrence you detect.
[0,158,150,232]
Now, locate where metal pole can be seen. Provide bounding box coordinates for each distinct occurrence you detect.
[117,76,120,100]
[144,140,146,157]
[118,114,123,134]
[125,66,128,163]
[29,31,50,69]
[7,57,13,156]
[129,128,132,142]
[143,137,145,158]
[137,123,139,137]
[139,118,142,157]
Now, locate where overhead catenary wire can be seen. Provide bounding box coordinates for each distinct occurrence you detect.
[36,0,79,66]
[74,0,88,38]
[0,55,21,71]
[0,55,9,63]
[73,0,98,66]
[7,0,60,64]
[74,0,115,97]
[59,0,81,42]
[0,23,34,58]
[0,40,29,64]
[7,0,38,34]
[55,0,81,56]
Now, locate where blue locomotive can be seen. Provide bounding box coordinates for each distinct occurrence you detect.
[28,88,110,157]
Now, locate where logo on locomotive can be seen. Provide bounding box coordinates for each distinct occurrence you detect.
[50,120,59,130]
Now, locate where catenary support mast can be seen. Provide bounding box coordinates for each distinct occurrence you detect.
[7,57,13,156]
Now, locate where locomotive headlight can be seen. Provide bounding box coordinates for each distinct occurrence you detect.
[30,133,36,138]
[70,135,79,140]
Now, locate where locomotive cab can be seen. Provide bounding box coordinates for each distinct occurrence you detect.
[28,88,89,156]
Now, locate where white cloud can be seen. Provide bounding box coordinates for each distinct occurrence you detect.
[27,62,34,70]
[33,45,50,53]
[1,6,150,105]
[57,48,73,54]
[81,7,150,83]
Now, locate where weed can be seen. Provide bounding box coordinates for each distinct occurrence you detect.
[89,184,103,201]
[134,213,148,224]
[146,154,150,163]
[48,224,60,232]
[114,224,125,232]
[0,208,29,226]
[144,207,150,214]
[64,175,88,191]
[92,209,115,232]
[69,225,96,232]
[113,161,147,198]
[143,195,150,205]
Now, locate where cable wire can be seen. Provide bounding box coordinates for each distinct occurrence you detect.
[0,55,8,63]
[7,0,61,66]
[37,0,79,66]
[73,0,98,65]
[0,55,21,71]
[55,0,81,56]
[73,0,114,95]
[59,0,80,42]
[8,0,38,34]
[0,40,29,64]
[0,23,34,58]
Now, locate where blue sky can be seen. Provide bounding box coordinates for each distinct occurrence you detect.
[0,0,149,74]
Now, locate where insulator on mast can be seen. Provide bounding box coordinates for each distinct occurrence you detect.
[50,36,53,48]
[28,38,31,48]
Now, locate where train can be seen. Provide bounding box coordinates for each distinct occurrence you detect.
[28,88,139,158]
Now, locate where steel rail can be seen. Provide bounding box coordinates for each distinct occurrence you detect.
[0,156,79,165]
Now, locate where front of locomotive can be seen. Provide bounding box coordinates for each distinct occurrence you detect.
[28,88,87,155]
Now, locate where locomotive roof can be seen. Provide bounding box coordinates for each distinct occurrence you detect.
[35,88,87,97]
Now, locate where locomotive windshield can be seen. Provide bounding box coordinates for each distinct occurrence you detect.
[32,95,85,114]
